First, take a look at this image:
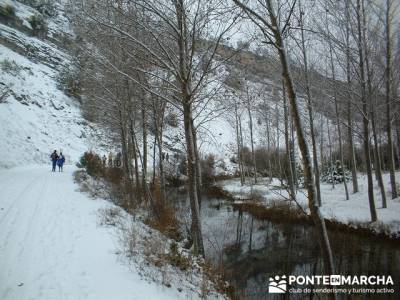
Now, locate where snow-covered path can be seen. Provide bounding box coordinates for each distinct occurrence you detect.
[0,166,182,300]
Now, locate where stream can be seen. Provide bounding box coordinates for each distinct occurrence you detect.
[169,189,400,299]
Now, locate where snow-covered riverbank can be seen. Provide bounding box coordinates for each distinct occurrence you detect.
[219,172,400,237]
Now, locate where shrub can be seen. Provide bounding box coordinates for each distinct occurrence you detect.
[20,0,56,16]
[118,221,138,258]
[98,207,123,226]
[146,204,182,241]
[73,169,87,184]
[78,151,104,177]
[28,14,44,31]
[165,112,179,127]
[0,59,22,75]
[240,146,292,181]
[178,156,187,175]
[200,154,216,187]
[104,167,124,185]
[145,184,182,241]
[167,241,191,271]
[0,4,15,18]
[321,160,351,184]
[57,65,82,100]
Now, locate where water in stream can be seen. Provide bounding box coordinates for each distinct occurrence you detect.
[169,189,400,299]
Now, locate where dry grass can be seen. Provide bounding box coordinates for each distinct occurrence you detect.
[73,169,87,184]
[145,205,181,241]
[200,259,236,299]
[118,221,138,258]
[98,207,123,226]
[145,182,182,241]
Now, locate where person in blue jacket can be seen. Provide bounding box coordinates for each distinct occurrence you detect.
[50,150,59,172]
[57,152,65,172]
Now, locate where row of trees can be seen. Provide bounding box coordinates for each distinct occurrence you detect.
[224,0,400,216]
[67,0,399,286]
[69,0,241,256]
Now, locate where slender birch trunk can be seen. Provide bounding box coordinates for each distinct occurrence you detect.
[283,81,296,201]
[246,87,257,184]
[357,0,377,222]
[345,0,359,193]
[385,0,398,199]
[299,0,321,206]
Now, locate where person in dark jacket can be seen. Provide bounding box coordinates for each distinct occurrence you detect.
[57,152,65,172]
[50,150,59,172]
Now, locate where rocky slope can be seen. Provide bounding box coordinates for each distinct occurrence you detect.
[0,0,93,168]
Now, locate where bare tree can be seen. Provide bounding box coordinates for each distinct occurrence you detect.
[384,0,398,199]
[357,0,377,221]
[296,0,322,206]
[232,0,335,279]
[71,0,238,256]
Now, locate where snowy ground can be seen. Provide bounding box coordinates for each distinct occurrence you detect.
[0,165,222,300]
[219,172,400,237]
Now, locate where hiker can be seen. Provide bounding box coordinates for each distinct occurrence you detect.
[108,152,113,167]
[57,152,65,172]
[50,150,58,172]
[115,152,121,167]
[102,155,107,167]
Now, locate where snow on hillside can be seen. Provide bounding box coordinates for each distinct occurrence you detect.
[0,44,91,167]
[0,1,92,168]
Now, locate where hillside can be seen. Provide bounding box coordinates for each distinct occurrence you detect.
[0,0,92,168]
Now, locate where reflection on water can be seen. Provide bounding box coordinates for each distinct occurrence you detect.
[168,189,400,299]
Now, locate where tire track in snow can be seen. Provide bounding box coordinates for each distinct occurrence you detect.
[0,171,47,300]
[0,175,45,256]
[17,172,49,258]
[0,174,41,226]
[0,167,191,300]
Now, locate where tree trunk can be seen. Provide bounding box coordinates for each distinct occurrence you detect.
[371,111,387,208]
[130,119,141,204]
[327,119,335,189]
[347,102,359,193]
[333,97,349,200]
[247,90,257,184]
[328,31,349,200]
[239,115,246,183]
[396,121,400,167]
[175,0,204,256]
[268,1,335,276]
[157,133,166,205]
[283,81,296,201]
[191,117,203,209]
[290,118,298,188]
[385,0,398,199]
[363,25,387,208]
[235,100,245,185]
[299,0,321,206]
[152,134,156,186]
[345,0,359,193]
[320,116,325,172]
[357,0,377,222]
[183,101,204,256]
[141,99,148,202]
